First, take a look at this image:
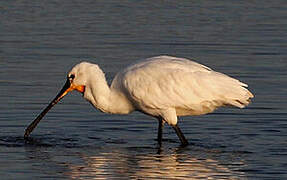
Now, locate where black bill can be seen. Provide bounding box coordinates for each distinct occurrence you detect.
[24,79,71,139]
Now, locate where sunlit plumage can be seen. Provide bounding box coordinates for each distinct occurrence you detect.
[25,55,254,146]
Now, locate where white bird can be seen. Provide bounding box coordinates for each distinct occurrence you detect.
[24,55,254,146]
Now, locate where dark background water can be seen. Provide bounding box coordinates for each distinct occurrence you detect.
[1,1,287,179]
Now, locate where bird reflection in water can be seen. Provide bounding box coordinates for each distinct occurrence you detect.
[66,149,246,179]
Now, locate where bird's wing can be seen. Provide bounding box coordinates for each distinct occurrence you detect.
[113,56,253,115]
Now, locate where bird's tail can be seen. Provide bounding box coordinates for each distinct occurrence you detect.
[219,77,254,108]
[204,71,254,109]
[227,82,254,108]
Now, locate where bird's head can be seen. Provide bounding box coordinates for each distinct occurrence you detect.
[24,61,98,138]
[57,62,93,100]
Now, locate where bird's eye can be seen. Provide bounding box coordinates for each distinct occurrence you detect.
[69,74,75,81]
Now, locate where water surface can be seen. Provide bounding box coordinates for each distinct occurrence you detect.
[1,1,287,179]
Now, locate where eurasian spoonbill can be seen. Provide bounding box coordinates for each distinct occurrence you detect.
[24,55,254,146]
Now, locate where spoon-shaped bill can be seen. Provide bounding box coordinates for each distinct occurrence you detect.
[24,79,71,139]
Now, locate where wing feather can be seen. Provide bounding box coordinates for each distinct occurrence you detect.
[112,56,253,116]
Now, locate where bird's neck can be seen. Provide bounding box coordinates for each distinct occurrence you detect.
[84,71,134,114]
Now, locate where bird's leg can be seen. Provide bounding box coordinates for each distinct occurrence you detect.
[172,125,189,147]
[157,117,164,146]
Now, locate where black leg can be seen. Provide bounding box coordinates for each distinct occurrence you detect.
[172,124,189,147]
[157,117,164,146]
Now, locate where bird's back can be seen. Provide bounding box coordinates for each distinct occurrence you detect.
[111,56,253,116]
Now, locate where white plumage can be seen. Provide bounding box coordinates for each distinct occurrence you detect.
[71,56,253,124]
[25,55,254,146]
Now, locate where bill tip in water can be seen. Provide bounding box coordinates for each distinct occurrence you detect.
[24,130,30,139]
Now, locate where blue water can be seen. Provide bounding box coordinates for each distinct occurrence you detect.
[1,1,287,179]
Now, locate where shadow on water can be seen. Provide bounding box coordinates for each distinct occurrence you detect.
[0,135,249,179]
